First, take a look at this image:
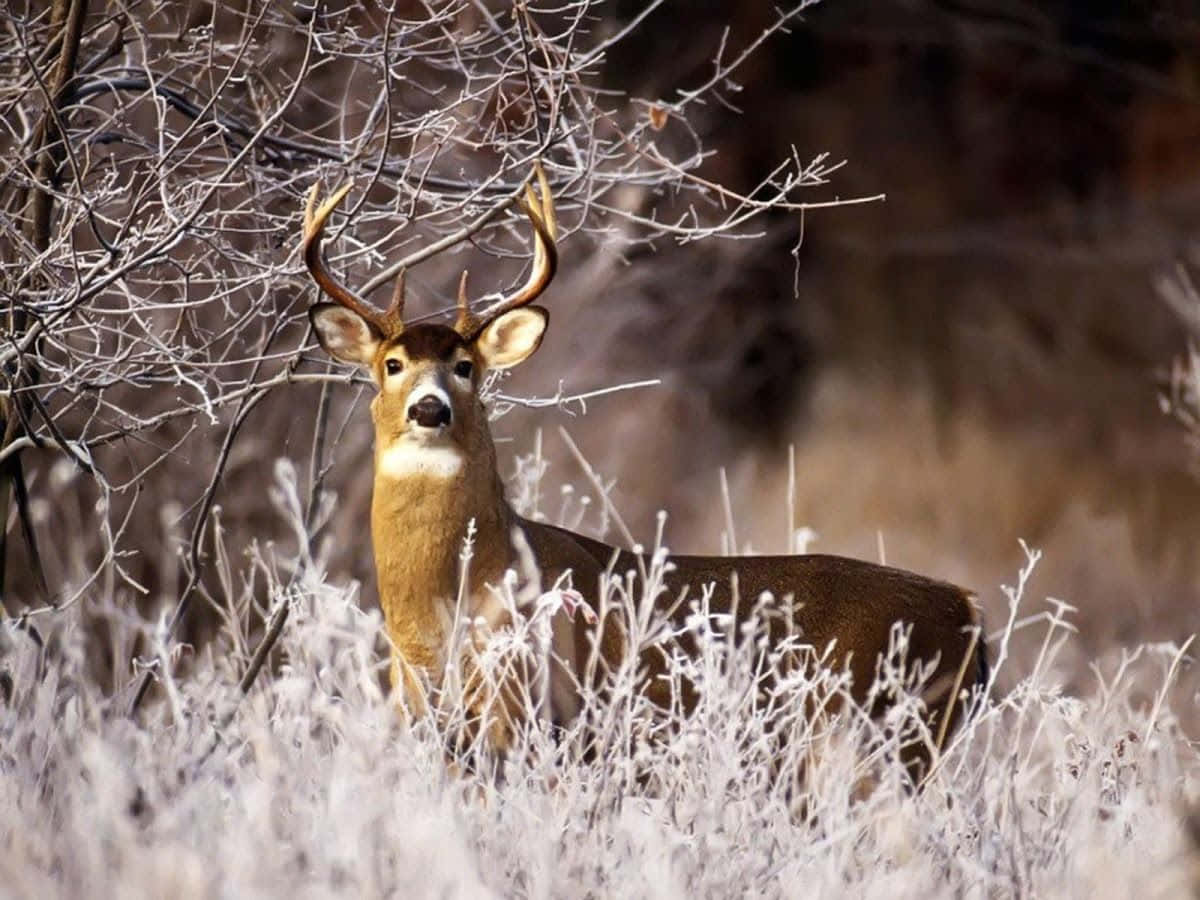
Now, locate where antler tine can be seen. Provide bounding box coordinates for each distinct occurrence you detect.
[454,270,471,334]
[301,182,389,331]
[384,268,406,329]
[461,161,558,336]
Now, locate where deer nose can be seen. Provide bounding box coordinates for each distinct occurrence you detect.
[408,394,451,428]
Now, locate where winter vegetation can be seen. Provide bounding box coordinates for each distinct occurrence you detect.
[1,472,1197,897]
[2,2,1198,897]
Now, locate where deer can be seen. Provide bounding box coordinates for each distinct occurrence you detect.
[301,163,988,785]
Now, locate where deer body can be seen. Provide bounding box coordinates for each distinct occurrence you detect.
[302,165,986,776]
[546,521,983,717]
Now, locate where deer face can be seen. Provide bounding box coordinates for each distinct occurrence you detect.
[310,304,548,478]
[301,162,556,478]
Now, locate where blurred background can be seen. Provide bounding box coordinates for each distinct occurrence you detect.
[4,1,1198,701]
[505,1,1200,685]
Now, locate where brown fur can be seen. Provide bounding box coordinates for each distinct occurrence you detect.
[529,521,984,777]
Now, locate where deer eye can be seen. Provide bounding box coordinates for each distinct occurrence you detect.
[385,359,403,376]
[453,359,473,379]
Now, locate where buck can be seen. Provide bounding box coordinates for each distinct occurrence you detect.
[302,163,987,780]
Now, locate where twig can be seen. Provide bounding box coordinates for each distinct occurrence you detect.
[493,377,660,411]
[556,426,636,550]
[357,176,532,296]
[237,598,290,695]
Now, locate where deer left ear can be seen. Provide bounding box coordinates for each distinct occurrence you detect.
[474,306,548,370]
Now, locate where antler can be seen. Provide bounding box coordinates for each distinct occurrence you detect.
[455,161,558,338]
[303,161,556,337]
[301,182,407,333]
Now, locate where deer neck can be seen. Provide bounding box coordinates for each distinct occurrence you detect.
[369,433,513,673]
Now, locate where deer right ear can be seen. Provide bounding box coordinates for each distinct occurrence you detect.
[310,303,382,367]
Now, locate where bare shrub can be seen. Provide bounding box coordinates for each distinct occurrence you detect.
[0,0,843,690]
[0,466,1195,896]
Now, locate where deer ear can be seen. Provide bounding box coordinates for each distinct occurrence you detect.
[474,307,548,370]
[310,303,382,367]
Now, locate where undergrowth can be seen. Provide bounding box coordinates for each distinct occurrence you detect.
[1,461,1197,899]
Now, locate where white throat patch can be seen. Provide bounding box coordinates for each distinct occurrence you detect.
[377,441,463,480]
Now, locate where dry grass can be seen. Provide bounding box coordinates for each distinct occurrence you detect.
[2,463,1197,899]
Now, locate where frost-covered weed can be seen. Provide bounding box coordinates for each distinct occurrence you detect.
[1,475,1197,899]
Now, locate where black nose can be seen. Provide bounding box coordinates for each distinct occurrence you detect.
[408,394,451,428]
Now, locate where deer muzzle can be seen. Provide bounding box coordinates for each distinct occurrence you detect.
[408,392,452,429]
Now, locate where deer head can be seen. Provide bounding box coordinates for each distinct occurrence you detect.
[303,164,558,480]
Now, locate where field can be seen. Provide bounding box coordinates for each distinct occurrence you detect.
[4,3,1200,897]
[2,468,1197,898]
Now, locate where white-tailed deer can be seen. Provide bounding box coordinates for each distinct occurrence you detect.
[302,164,987,781]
